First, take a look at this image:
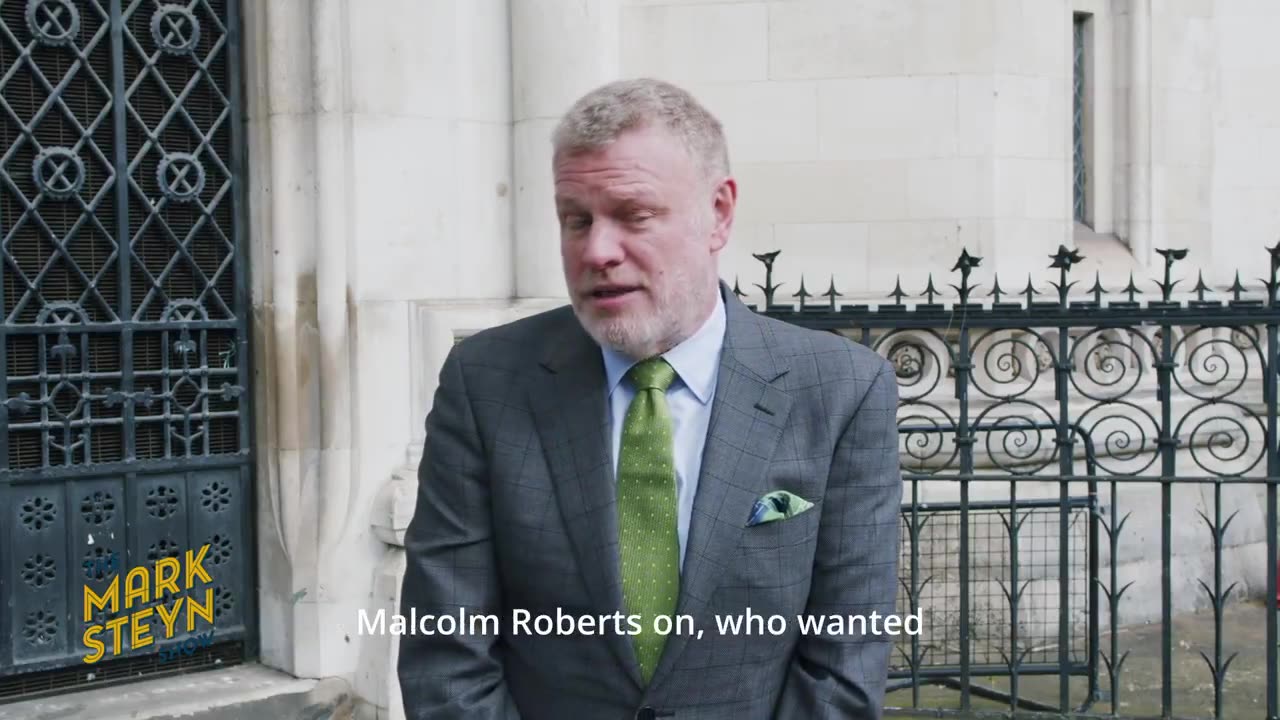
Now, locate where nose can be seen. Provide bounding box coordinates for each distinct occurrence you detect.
[577,220,626,270]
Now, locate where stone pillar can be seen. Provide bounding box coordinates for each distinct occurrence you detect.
[245,0,359,681]
[1127,0,1153,266]
[511,0,622,299]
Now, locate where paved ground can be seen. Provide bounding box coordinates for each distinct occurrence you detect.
[886,599,1274,718]
[0,664,353,720]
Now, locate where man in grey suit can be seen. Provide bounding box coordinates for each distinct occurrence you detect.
[397,78,902,719]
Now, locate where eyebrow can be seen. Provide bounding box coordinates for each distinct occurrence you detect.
[556,184,660,206]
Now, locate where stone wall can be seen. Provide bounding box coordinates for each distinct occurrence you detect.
[237,1,1280,718]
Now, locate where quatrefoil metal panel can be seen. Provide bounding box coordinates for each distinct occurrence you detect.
[151,4,201,55]
[26,0,79,47]
[32,147,84,200]
[156,152,205,202]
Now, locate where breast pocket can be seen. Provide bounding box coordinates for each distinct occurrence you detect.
[737,501,821,552]
[720,504,822,624]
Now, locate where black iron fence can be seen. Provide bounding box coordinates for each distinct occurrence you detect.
[751,244,1280,719]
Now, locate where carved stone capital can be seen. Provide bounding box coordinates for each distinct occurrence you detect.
[372,469,418,548]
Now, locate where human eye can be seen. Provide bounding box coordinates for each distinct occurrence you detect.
[621,206,655,225]
[561,212,591,231]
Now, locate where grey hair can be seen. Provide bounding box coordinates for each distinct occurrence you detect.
[551,78,730,182]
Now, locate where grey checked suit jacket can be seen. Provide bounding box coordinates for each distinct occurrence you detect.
[397,283,902,719]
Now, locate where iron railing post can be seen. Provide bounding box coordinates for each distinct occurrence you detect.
[910,478,922,709]
[1266,265,1279,720]
[1056,315,1075,712]
[110,0,134,463]
[956,321,973,713]
[1159,315,1176,717]
[1009,475,1021,711]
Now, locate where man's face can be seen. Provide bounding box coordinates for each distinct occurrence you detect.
[554,124,735,359]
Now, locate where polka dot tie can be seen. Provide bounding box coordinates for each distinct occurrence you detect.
[617,357,680,685]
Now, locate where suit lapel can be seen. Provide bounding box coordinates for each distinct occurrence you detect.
[528,317,642,686]
[647,288,793,689]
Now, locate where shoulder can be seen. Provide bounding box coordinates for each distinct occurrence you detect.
[753,312,893,383]
[448,304,578,368]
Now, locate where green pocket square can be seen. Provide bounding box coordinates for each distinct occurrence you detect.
[746,490,814,527]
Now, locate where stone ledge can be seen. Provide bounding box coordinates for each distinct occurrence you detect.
[0,664,352,720]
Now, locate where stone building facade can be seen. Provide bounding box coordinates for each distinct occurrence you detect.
[4,0,1279,718]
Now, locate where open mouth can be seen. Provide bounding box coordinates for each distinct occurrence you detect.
[590,286,639,299]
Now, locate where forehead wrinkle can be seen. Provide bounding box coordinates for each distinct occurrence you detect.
[555,173,662,207]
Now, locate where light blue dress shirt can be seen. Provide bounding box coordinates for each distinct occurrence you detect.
[602,293,727,572]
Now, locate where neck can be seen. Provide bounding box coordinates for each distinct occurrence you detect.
[651,283,719,356]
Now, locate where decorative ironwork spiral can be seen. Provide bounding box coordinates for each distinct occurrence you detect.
[874,329,952,401]
[1172,327,1259,401]
[971,401,1058,474]
[897,404,959,473]
[1074,400,1160,475]
[1069,328,1152,401]
[1174,400,1266,476]
[891,342,926,380]
[969,329,1054,401]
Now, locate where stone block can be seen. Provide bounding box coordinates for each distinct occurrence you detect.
[347,0,461,118]
[732,160,909,225]
[1157,166,1211,223]
[768,0,908,79]
[817,77,958,161]
[513,117,565,299]
[903,0,998,75]
[993,158,1070,220]
[620,2,768,83]
[770,222,871,295]
[1214,128,1280,189]
[993,75,1065,160]
[452,0,514,123]
[687,81,819,164]
[1211,185,1280,265]
[984,217,1081,277]
[957,76,998,156]
[1216,10,1280,71]
[993,0,1068,79]
[1153,14,1215,93]
[864,219,985,294]
[352,117,513,301]
[1217,70,1280,128]
[512,0,621,120]
[354,303,412,453]
[907,157,993,220]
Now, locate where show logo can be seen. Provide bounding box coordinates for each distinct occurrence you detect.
[81,543,215,665]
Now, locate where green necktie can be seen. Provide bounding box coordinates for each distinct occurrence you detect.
[617,357,680,684]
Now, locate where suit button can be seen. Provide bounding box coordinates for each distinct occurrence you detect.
[635,707,656,720]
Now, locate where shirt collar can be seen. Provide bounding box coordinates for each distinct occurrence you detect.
[602,291,726,405]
